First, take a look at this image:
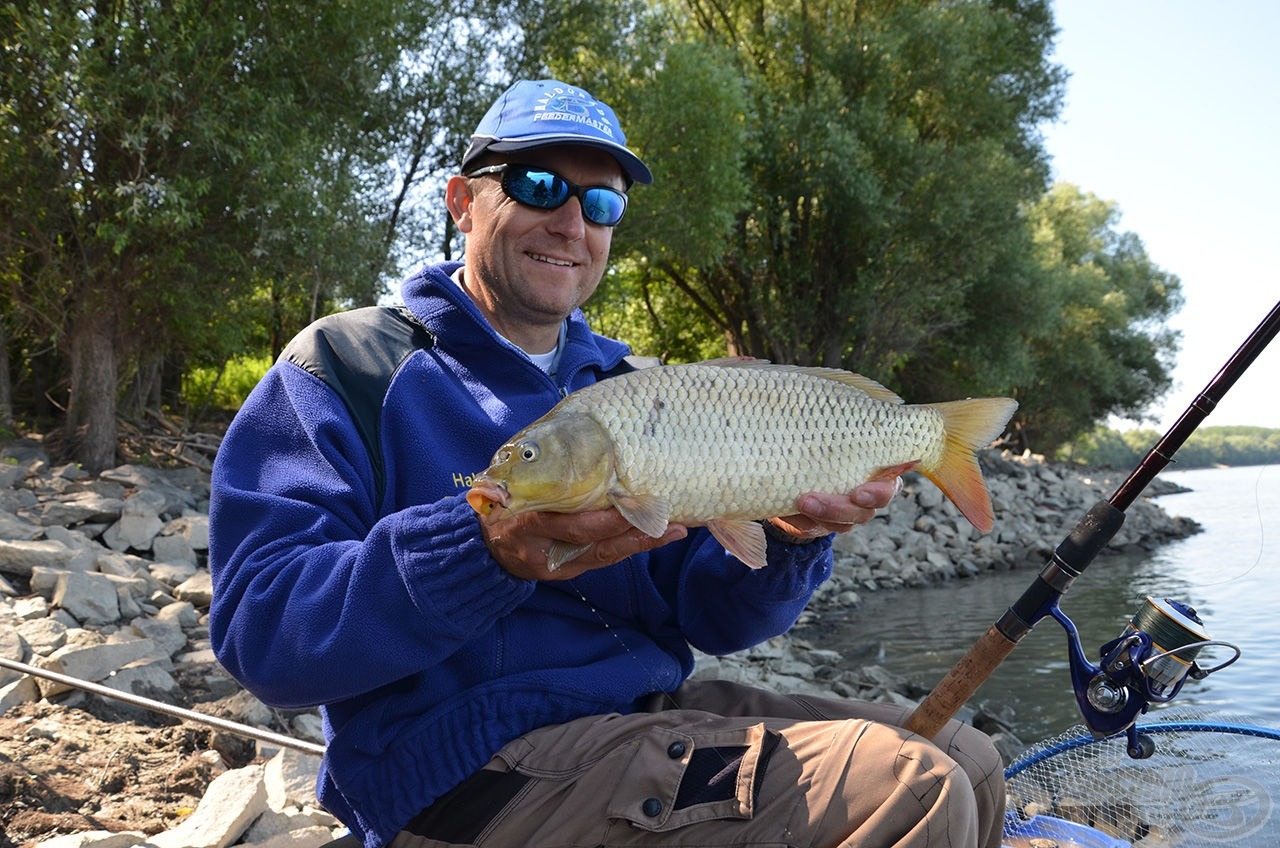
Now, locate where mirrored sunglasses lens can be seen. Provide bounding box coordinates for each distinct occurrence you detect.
[581,188,627,226]
[506,168,568,209]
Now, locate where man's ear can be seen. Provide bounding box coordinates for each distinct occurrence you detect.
[445,175,474,233]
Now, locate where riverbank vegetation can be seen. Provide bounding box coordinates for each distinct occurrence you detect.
[3,1,1183,470]
[1062,425,1280,469]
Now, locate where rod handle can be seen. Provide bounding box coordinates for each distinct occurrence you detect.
[902,623,1019,739]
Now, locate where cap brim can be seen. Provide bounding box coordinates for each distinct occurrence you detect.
[464,135,653,185]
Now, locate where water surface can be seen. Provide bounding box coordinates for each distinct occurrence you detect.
[799,464,1280,744]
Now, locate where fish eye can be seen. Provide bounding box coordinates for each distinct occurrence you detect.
[518,442,539,462]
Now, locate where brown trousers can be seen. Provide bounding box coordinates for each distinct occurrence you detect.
[390,680,1006,848]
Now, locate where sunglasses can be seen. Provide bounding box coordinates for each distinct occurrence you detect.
[465,163,629,227]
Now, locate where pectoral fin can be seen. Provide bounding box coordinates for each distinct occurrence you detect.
[707,518,768,570]
[609,490,670,538]
[546,541,592,572]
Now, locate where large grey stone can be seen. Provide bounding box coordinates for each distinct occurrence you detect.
[52,571,121,626]
[0,538,76,577]
[146,764,267,848]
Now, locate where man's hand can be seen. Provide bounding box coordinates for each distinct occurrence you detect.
[480,477,900,579]
[480,507,687,581]
[767,477,902,541]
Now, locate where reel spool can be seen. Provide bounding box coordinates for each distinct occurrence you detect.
[1126,597,1210,694]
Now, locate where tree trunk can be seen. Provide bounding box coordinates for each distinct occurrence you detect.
[64,307,119,473]
[0,314,12,432]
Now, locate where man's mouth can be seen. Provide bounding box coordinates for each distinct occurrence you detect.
[529,252,576,268]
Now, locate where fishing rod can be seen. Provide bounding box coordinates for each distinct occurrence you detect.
[0,654,326,757]
[904,297,1280,754]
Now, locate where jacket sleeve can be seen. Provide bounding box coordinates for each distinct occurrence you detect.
[651,529,834,658]
[207,364,535,709]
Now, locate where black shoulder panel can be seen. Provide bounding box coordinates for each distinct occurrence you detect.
[280,306,435,502]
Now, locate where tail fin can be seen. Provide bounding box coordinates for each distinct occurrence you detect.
[919,397,1018,532]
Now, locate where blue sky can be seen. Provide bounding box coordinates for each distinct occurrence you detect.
[1043,2,1280,431]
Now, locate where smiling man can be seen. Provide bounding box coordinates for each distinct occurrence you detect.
[207,79,1005,848]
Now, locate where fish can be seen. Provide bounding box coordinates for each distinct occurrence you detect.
[466,358,1018,571]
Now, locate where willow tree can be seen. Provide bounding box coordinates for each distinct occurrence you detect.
[518,0,1064,376]
[0,2,479,470]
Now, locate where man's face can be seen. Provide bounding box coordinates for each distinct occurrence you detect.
[451,146,627,346]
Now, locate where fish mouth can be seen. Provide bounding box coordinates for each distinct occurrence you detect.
[466,478,510,516]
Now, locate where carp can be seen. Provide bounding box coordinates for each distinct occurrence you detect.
[467,358,1017,570]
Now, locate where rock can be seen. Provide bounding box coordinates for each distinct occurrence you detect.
[145,763,268,848]
[36,637,163,695]
[0,508,44,541]
[152,533,198,566]
[31,831,146,848]
[131,615,190,657]
[264,747,323,811]
[101,662,181,699]
[0,538,77,577]
[52,571,121,625]
[22,490,125,528]
[174,569,214,607]
[17,616,67,654]
[0,675,41,713]
[0,438,1207,848]
[102,489,168,552]
[163,514,211,552]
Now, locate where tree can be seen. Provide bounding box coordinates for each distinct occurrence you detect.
[462,0,1179,453]
[0,2,497,470]
[631,0,1066,375]
[1007,184,1182,452]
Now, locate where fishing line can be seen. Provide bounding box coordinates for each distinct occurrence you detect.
[566,568,741,771]
[566,572,676,700]
[1187,464,1270,588]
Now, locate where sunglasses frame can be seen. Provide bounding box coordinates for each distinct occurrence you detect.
[465,163,629,227]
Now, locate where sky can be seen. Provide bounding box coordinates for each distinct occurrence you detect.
[1043,1,1280,431]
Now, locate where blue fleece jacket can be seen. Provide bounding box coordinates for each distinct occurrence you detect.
[207,262,835,847]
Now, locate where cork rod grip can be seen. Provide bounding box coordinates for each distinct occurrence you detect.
[902,624,1019,739]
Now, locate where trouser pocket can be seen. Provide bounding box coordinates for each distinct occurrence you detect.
[393,712,785,847]
[606,722,780,832]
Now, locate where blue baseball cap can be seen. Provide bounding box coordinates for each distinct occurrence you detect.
[461,79,653,185]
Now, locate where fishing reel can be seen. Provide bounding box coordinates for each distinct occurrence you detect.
[1052,596,1240,759]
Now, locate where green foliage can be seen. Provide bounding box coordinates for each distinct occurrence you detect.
[528,0,1083,397]
[583,262,730,363]
[0,0,1194,459]
[1006,185,1182,452]
[182,355,273,412]
[1062,425,1280,470]
[656,0,1066,371]
[0,1,512,460]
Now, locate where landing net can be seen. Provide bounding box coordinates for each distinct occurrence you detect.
[1002,710,1280,847]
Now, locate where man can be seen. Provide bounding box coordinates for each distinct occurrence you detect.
[209,79,1005,848]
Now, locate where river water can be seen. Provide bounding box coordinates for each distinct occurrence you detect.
[799,463,1280,746]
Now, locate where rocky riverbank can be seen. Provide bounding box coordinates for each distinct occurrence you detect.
[0,440,1199,848]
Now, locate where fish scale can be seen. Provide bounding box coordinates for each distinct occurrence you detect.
[467,358,1018,570]
[577,364,946,522]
